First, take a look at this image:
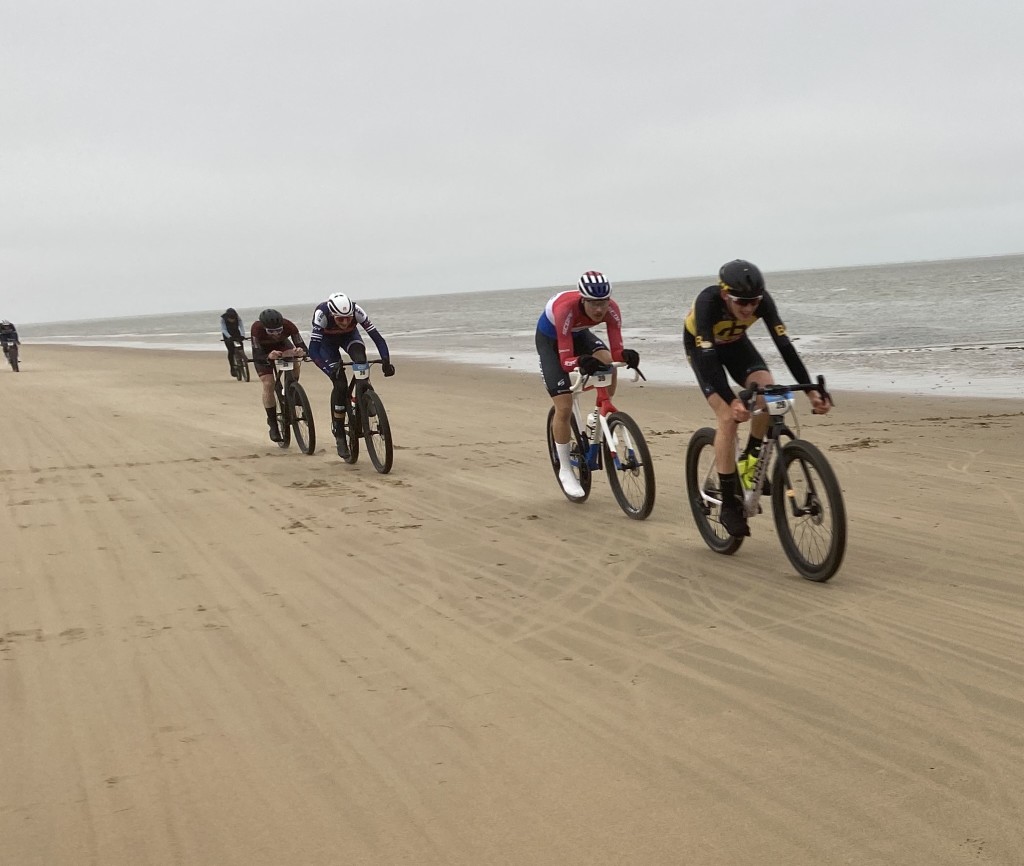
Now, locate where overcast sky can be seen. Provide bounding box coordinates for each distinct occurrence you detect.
[4,0,1023,323]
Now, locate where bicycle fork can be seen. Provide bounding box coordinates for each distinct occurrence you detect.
[578,392,618,470]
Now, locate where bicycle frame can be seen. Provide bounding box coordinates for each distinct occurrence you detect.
[695,379,830,518]
[273,356,299,395]
[569,362,641,471]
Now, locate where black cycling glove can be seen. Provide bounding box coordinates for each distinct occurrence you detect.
[620,348,640,368]
[381,361,396,377]
[576,354,604,375]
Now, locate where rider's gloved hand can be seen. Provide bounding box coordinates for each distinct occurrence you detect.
[620,348,640,368]
[381,361,396,377]
[576,354,603,375]
[326,362,342,379]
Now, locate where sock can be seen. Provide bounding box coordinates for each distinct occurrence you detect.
[555,441,573,471]
[265,407,276,423]
[718,471,741,504]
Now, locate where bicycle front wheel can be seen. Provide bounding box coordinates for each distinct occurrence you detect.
[9,345,18,372]
[288,382,316,455]
[239,357,250,382]
[276,394,292,449]
[685,427,743,555]
[361,390,393,474]
[602,412,655,519]
[771,439,847,581]
[342,401,360,464]
[545,407,591,503]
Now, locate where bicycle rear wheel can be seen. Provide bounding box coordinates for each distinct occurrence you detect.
[9,344,18,372]
[545,407,592,503]
[602,412,655,519]
[361,390,393,474]
[685,427,743,554]
[771,439,846,581]
[288,382,316,455]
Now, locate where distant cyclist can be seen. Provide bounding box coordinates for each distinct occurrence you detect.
[684,259,830,538]
[0,320,19,360]
[309,292,395,458]
[250,309,308,442]
[219,308,246,376]
[535,271,641,499]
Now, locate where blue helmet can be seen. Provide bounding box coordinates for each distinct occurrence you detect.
[577,271,611,300]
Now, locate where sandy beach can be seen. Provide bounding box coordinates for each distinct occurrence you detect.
[2,345,1022,865]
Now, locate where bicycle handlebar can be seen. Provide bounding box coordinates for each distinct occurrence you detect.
[570,360,646,392]
[738,375,835,409]
[339,359,386,367]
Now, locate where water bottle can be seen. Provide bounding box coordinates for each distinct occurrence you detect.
[586,411,598,438]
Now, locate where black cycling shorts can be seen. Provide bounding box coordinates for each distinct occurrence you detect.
[684,333,770,394]
[536,329,607,396]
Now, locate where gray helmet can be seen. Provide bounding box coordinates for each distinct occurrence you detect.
[259,309,284,329]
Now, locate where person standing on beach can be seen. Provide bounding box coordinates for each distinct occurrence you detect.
[250,309,308,442]
[219,308,246,376]
[308,292,395,459]
[684,259,830,538]
[535,271,641,499]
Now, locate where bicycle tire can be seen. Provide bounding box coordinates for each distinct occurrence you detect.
[685,427,743,555]
[240,356,250,382]
[361,390,393,474]
[276,387,291,449]
[771,439,847,581]
[289,382,316,455]
[9,345,18,373]
[545,407,592,503]
[340,399,360,465]
[602,412,655,519]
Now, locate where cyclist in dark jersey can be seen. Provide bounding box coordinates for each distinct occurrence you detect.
[219,308,246,376]
[684,259,830,538]
[0,320,19,361]
[250,309,308,442]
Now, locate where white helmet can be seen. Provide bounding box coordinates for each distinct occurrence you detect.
[326,292,354,317]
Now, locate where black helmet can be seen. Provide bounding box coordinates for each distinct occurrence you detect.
[719,260,765,298]
[224,307,238,319]
[259,309,284,329]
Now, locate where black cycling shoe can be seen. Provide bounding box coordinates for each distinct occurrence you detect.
[720,504,751,538]
[268,423,283,443]
[335,435,350,459]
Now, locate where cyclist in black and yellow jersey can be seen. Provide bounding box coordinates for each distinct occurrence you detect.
[684,259,830,538]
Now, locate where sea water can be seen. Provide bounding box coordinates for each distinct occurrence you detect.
[21,254,1024,398]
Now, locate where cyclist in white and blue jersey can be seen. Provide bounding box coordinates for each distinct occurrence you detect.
[309,293,394,458]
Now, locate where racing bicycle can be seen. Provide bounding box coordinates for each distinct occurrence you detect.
[332,360,393,474]
[545,361,655,519]
[2,342,18,372]
[272,355,315,455]
[684,376,846,581]
[229,338,250,382]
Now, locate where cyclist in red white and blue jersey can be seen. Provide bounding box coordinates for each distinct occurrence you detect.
[309,292,394,458]
[535,271,641,499]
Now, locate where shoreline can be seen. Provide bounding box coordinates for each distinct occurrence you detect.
[17,340,1024,400]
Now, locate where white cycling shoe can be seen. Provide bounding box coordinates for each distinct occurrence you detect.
[559,469,585,499]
